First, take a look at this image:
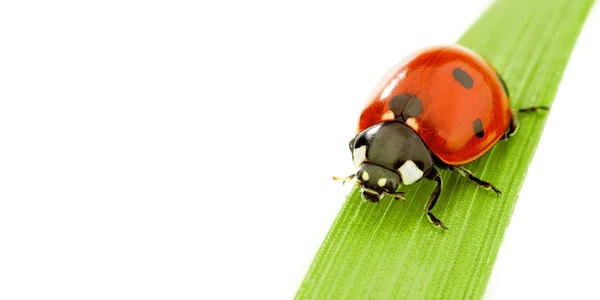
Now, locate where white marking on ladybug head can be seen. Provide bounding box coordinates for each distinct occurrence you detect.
[353,145,367,168]
[398,160,423,185]
[361,171,370,181]
[377,178,387,187]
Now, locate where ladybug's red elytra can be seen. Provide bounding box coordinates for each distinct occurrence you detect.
[347,45,548,229]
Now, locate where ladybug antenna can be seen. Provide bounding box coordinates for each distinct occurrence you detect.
[332,174,357,187]
[332,174,406,201]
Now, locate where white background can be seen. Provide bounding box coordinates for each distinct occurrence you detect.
[0,1,598,299]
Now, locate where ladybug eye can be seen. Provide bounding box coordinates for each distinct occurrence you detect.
[348,138,355,151]
[383,177,399,193]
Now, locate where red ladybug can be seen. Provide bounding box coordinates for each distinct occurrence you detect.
[347,45,547,229]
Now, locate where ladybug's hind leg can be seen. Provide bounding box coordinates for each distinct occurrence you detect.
[502,106,550,139]
[451,166,501,194]
[424,168,448,230]
[502,109,520,139]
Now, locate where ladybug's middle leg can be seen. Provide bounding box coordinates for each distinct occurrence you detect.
[451,166,501,194]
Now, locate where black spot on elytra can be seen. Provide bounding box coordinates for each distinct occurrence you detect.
[497,72,510,97]
[388,93,423,122]
[473,118,484,138]
[452,68,473,89]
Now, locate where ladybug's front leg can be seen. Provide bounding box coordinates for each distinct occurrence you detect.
[387,191,406,202]
[424,169,448,230]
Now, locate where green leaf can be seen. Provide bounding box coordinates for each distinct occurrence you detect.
[295,0,596,299]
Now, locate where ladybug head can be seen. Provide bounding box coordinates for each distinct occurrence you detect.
[355,162,401,202]
[347,121,434,201]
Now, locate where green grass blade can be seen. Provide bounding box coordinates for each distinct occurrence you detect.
[296,0,596,298]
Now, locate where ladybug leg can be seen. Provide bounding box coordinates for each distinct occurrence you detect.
[518,106,550,113]
[424,169,447,230]
[452,166,501,194]
[502,109,519,139]
[503,106,550,139]
[386,191,406,202]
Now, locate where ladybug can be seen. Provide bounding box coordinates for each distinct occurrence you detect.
[347,45,547,229]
